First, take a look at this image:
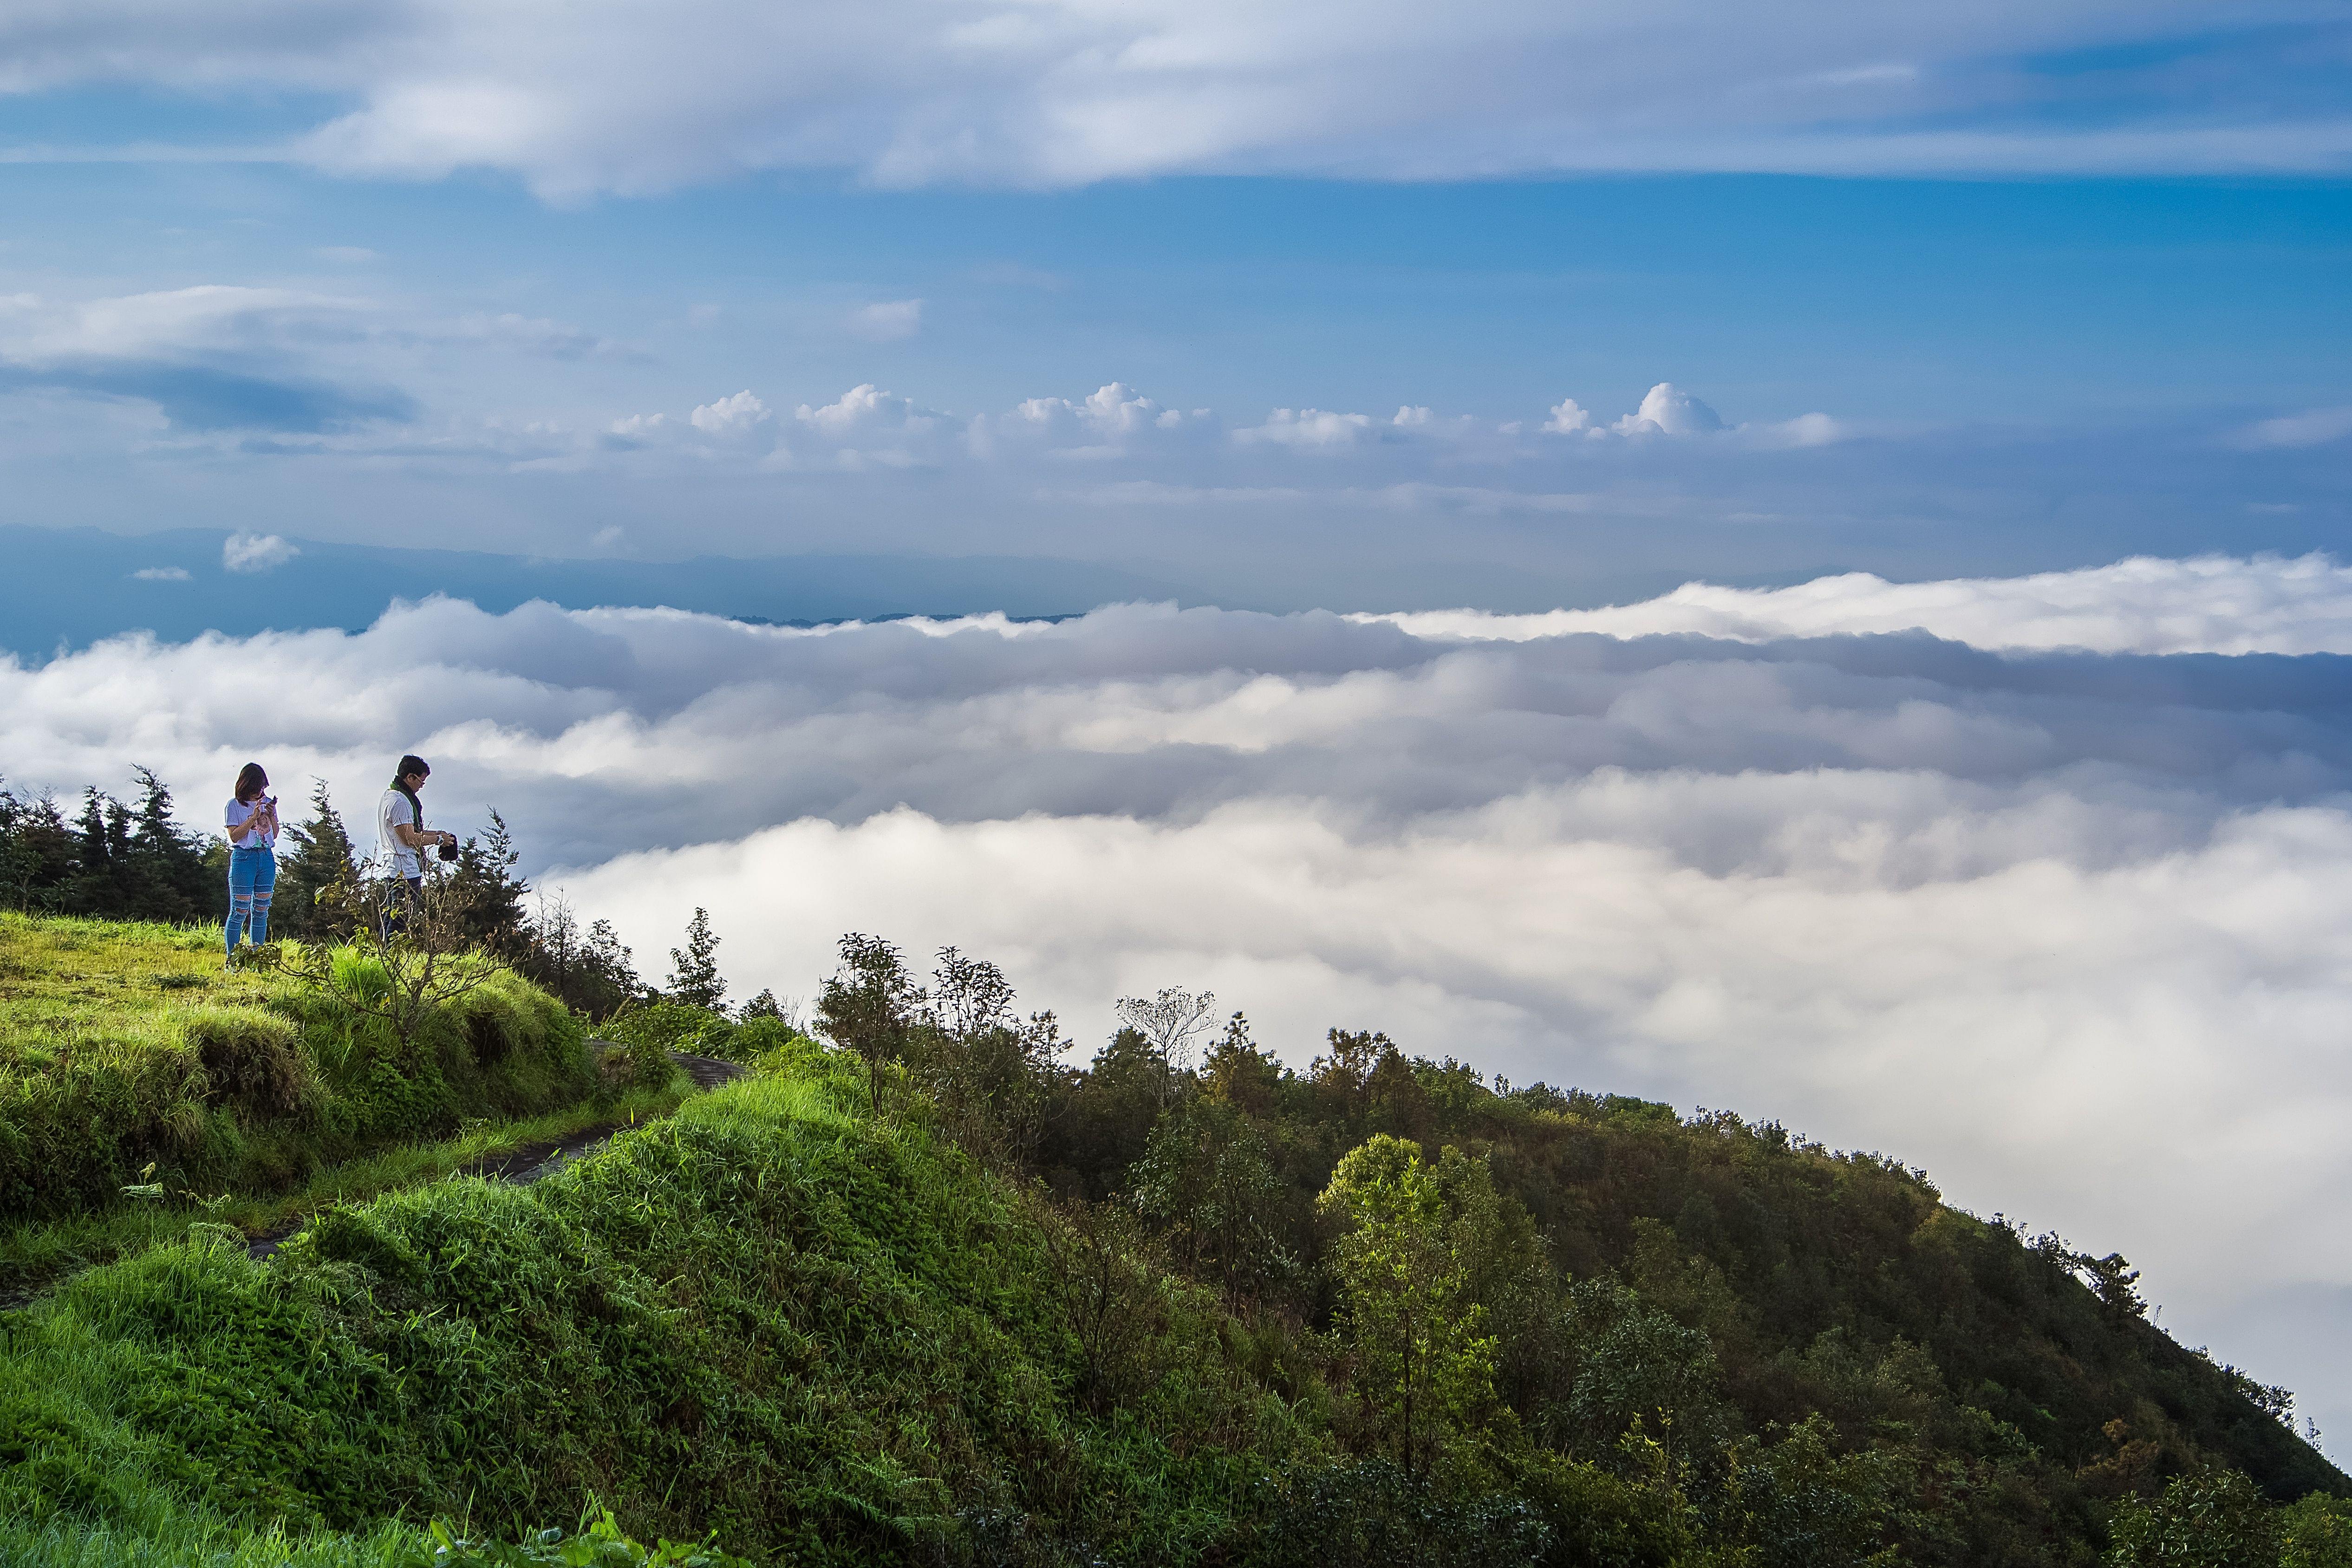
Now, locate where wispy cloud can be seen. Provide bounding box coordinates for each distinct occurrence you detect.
[2235,405,2352,450]
[0,2,2344,192]
[846,299,923,342]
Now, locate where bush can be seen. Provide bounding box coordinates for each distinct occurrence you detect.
[2106,1470,2280,1567]
[184,1006,311,1116]
[2282,1492,2352,1568]
[410,1509,752,1568]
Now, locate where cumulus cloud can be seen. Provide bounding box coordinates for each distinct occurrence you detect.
[0,302,1851,503]
[2,559,2351,1455]
[1543,397,1593,435]
[1372,553,2352,655]
[1612,381,1724,436]
[689,390,770,435]
[965,382,1204,462]
[0,1,2340,192]
[220,531,298,572]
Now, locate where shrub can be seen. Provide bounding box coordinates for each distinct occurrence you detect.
[184,1006,312,1117]
[411,1509,753,1568]
[2106,1470,2280,1567]
[2282,1492,2352,1568]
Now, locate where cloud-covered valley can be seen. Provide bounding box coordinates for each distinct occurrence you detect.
[5,551,2352,1445]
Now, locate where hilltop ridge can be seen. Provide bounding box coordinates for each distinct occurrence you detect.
[0,912,2343,1566]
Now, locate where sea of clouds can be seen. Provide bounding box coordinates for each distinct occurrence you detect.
[6,550,2350,1451]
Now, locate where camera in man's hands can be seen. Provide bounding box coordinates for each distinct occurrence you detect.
[437,839,460,863]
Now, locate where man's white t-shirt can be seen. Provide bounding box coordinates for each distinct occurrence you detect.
[378,787,422,877]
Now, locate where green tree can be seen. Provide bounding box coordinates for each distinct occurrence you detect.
[2106,1470,2280,1568]
[1318,1133,1498,1476]
[450,808,533,960]
[1132,1095,1295,1305]
[2280,1492,2352,1568]
[276,778,360,939]
[815,931,922,1113]
[0,781,76,910]
[68,786,139,917]
[126,765,215,922]
[1047,1026,1169,1196]
[666,906,726,1010]
[516,892,643,1020]
[1201,1011,1280,1116]
[916,946,1066,1168]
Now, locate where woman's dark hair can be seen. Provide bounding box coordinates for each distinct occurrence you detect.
[395,754,430,784]
[234,763,269,803]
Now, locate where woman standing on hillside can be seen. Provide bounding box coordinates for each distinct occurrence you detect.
[223,762,280,962]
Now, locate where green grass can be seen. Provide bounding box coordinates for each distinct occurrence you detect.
[0,912,600,1220]
[0,1082,688,1298]
[0,1050,1348,1565]
[0,913,262,1071]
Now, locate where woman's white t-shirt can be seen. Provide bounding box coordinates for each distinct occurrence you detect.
[378,787,422,877]
[225,797,277,851]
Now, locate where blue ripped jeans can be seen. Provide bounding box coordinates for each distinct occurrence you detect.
[226,845,277,956]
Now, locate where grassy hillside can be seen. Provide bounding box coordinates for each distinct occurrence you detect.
[0,916,2344,1566]
[0,912,598,1220]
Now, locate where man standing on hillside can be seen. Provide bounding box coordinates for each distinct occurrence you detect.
[378,754,456,926]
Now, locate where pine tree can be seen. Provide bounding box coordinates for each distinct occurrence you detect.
[277,779,359,939]
[666,906,726,1010]
[0,782,76,910]
[69,787,137,917]
[450,809,532,961]
[127,766,215,922]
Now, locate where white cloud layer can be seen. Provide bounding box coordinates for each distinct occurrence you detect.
[1372,553,2352,655]
[0,1,2344,191]
[2,552,2349,1449]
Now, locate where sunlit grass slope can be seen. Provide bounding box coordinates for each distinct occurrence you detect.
[0,912,596,1218]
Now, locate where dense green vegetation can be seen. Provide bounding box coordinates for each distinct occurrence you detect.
[0,903,2344,1565]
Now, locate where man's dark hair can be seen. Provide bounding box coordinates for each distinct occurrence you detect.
[395,754,430,782]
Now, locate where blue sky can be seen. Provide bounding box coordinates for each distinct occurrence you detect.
[0,1,2346,610]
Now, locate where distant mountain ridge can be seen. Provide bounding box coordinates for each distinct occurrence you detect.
[0,523,1200,657]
